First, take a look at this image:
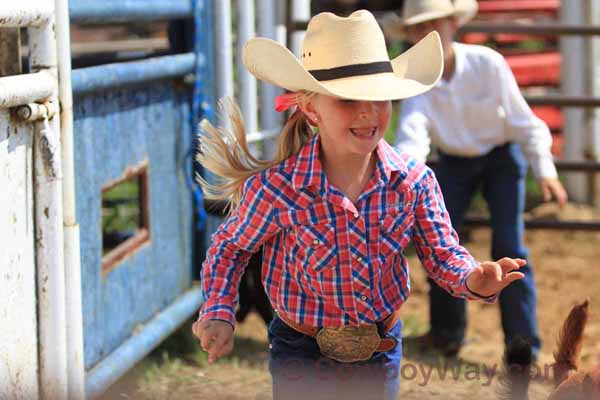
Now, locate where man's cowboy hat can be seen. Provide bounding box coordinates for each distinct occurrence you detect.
[380,0,478,40]
[242,10,443,102]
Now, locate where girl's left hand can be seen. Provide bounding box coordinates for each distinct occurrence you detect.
[465,257,527,298]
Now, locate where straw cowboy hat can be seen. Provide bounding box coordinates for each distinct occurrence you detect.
[241,10,443,101]
[381,0,478,40]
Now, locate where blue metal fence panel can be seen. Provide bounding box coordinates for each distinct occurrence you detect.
[73,82,193,369]
[70,0,193,23]
[72,54,196,95]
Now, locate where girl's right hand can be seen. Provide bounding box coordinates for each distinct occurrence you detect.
[192,319,234,363]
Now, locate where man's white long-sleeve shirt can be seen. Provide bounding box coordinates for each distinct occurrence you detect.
[394,42,558,179]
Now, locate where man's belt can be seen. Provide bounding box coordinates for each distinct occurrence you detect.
[276,309,401,363]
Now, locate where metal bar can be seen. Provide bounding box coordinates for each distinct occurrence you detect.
[69,0,192,24]
[289,0,310,56]
[0,72,54,108]
[214,0,233,100]
[0,27,38,400]
[554,161,600,172]
[29,10,70,399]
[71,38,169,56]
[524,95,600,108]
[85,287,203,399]
[464,216,600,231]
[237,0,258,135]
[71,53,195,95]
[55,0,86,396]
[459,23,600,36]
[246,127,281,143]
[0,1,53,27]
[587,0,600,205]
[561,3,589,202]
[257,0,281,158]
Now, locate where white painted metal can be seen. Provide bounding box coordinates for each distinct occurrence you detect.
[0,72,55,108]
[560,2,588,202]
[587,0,600,204]
[55,0,85,397]
[289,0,310,57]
[0,111,40,400]
[236,0,258,134]
[214,0,234,100]
[246,127,281,143]
[275,0,288,47]
[29,9,69,399]
[0,0,53,27]
[257,0,282,158]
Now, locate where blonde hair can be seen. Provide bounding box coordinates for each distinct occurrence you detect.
[196,93,316,212]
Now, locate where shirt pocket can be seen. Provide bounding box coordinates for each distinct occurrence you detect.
[379,208,414,260]
[293,222,337,273]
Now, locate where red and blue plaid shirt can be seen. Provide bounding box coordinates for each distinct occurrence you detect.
[199,134,482,328]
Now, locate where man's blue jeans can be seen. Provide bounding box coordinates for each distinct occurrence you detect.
[268,315,403,400]
[430,142,541,355]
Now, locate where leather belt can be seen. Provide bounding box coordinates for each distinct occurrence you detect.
[277,309,400,362]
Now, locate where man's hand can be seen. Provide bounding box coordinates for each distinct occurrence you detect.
[539,177,567,207]
[466,257,527,298]
[192,319,234,363]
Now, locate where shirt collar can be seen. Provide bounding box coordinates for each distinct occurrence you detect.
[375,139,408,183]
[291,133,326,193]
[291,135,408,192]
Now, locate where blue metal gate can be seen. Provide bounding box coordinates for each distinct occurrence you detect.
[67,0,214,396]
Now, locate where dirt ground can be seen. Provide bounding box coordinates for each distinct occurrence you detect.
[101,203,600,400]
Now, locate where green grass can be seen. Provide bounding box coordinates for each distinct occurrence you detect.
[102,179,141,233]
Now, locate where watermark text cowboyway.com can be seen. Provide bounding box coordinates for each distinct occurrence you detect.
[281,357,562,387]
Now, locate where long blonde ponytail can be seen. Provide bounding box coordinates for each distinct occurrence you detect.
[196,93,315,212]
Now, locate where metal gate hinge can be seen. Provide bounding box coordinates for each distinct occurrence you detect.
[15,100,58,122]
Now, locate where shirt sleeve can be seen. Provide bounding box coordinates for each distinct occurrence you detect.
[412,168,497,302]
[497,54,558,179]
[198,174,280,326]
[393,98,432,162]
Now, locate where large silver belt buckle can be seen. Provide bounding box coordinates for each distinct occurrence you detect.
[316,324,381,363]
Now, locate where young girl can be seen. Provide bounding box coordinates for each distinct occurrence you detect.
[193,10,526,400]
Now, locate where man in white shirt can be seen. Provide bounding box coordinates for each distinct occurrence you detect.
[392,0,567,358]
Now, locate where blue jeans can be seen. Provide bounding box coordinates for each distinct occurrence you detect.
[268,315,403,400]
[430,143,541,354]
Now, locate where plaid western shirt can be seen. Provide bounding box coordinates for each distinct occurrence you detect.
[199,134,483,328]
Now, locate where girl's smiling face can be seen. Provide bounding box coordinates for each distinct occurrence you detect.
[302,94,392,158]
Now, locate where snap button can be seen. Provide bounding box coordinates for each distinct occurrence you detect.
[353,212,360,219]
[360,295,368,301]
[312,239,320,246]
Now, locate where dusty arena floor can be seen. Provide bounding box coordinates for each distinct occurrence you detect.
[101,203,600,400]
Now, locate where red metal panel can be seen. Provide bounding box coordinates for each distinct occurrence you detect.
[477,0,559,13]
[505,52,561,86]
[532,106,563,131]
[550,133,564,156]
